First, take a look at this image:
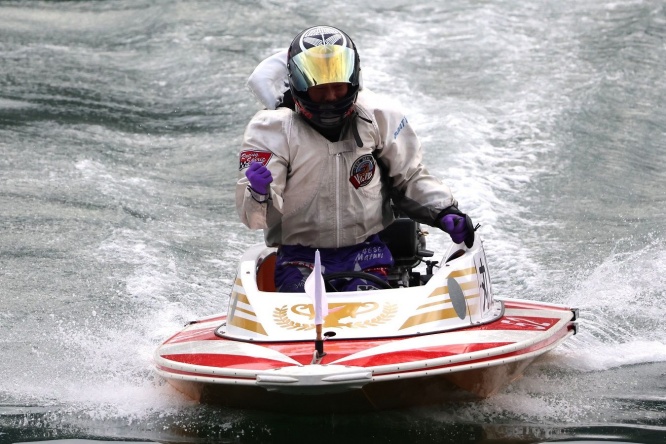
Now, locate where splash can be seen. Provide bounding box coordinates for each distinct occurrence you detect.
[558,237,666,371]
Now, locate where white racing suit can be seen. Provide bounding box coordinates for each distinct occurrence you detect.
[236,88,458,250]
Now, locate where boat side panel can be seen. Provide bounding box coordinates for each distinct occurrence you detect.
[156,309,573,377]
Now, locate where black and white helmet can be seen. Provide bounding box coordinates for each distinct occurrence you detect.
[287,26,361,128]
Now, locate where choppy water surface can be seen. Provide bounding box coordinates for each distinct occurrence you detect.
[1,1,665,443]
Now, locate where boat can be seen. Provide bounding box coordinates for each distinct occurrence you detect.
[154,218,578,412]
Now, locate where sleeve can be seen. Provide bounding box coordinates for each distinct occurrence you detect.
[236,110,289,230]
[372,104,458,228]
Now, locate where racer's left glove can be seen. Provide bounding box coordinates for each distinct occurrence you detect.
[438,206,476,248]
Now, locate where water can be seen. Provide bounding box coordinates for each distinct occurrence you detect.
[1,0,665,443]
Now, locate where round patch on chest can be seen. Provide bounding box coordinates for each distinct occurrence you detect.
[349,154,376,189]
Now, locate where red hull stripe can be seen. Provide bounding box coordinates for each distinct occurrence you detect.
[161,344,512,371]
[476,316,561,331]
[373,326,572,377]
[335,342,513,368]
[156,327,572,381]
[162,353,291,370]
[159,324,572,375]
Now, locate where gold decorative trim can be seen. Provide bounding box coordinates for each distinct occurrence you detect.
[427,280,478,299]
[228,315,268,336]
[274,303,398,331]
[447,267,477,278]
[428,286,447,298]
[273,306,313,331]
[234,306,256,317]
[418,292,479,310]
[236,292,250,305]
[400,294,481,330]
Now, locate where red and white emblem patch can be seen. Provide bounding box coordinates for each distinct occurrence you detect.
[239,150,272,170]
[349,154,376,189]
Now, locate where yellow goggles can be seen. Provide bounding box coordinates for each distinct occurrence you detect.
[289,45,356,92]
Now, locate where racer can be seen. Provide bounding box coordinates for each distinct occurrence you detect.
[237,25,475,292]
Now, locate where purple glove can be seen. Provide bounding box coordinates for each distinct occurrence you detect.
[441,214,468,244]
[246,162,273,195]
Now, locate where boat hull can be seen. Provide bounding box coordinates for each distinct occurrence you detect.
[155,299,577,412]
[162,352,547,412]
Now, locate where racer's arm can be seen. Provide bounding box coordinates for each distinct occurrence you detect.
[236,110,288,230]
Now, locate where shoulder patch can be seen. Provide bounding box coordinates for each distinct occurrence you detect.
[239,150,272,170]
[349,154,376,189]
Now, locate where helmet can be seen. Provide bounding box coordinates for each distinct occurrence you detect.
[287,26,361,129]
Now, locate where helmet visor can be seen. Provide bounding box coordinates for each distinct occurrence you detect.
[290,45,356,92]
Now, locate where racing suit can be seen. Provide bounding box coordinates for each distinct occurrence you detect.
[236,88,458,250]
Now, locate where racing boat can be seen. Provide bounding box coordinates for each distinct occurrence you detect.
[154,219,578,412]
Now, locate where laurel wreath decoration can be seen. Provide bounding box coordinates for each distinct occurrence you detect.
[273,303,398,331]
[348,302,398,328]
[273,305,315,331]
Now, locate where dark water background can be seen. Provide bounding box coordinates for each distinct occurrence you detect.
[1,0,665,443]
